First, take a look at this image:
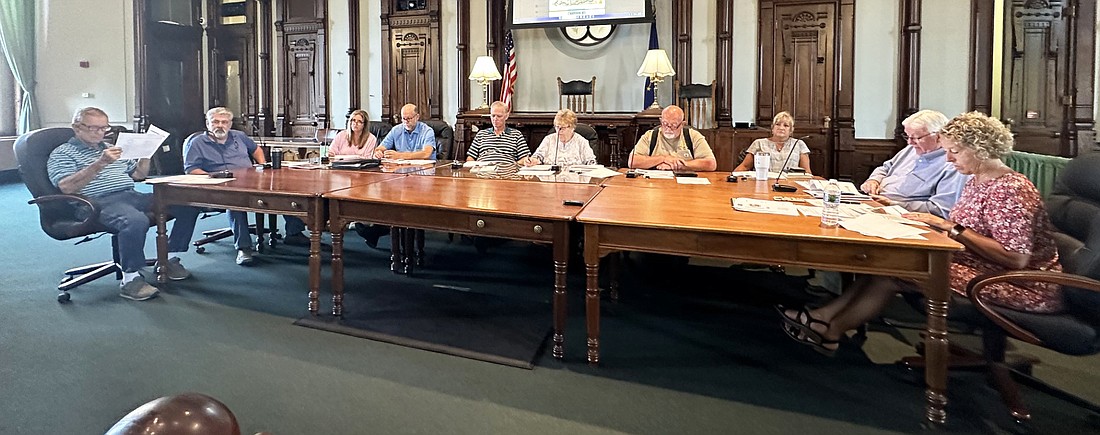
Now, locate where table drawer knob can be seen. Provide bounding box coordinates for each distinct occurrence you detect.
[533,225,543,234]
[290,201,300,209]
[256,199,267,207]
[476,219,486,228]
[855,253,868,261]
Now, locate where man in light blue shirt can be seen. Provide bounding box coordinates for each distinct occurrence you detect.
[861,109,969,218]
[373,103,437,160]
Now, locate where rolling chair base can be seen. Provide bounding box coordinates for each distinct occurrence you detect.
[58,258,157,302]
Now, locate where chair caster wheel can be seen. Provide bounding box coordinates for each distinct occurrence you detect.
[195,246,206,254]
[57,291,71,303]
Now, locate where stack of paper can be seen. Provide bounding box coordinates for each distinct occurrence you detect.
[731,198,800,216]
[633,169,674,179]
[145,175,234,185]
[462,161,495,168]
[117,124,170,160]
[840,213,929,240]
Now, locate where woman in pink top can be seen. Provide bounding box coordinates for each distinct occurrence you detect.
[327,109,378,158]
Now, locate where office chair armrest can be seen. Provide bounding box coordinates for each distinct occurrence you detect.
[966,270,1100,346]
[28,194,100,226]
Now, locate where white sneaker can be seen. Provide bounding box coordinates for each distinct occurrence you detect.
[119,277,159,301]
[235,249,254,266]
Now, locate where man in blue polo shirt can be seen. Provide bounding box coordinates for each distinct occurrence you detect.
[47,107,199,301]
[372,103,437,160]
[184,106,314,266]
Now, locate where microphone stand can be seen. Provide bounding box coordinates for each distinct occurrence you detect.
[771,135,810,192]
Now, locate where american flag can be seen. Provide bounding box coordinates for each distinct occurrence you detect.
[499,30,517,109]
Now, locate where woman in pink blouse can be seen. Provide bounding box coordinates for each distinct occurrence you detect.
[779,111,1062,356]
[327,109,378,158]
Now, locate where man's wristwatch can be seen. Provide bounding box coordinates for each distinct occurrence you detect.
[947,223,966,240]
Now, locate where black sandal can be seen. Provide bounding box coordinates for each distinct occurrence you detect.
[775,305,839,357]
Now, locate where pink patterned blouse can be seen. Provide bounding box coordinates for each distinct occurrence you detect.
[948,172,1063,313]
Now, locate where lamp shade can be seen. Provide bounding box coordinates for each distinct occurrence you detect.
[469,56,502,81]
[636,49,675,78]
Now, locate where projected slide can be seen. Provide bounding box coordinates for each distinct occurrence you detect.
[512,0,647,27]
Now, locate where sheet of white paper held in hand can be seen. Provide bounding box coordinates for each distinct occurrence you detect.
[116,124,171,160]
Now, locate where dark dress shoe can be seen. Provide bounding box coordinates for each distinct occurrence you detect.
[283,233,311,246]
[353,223,388,248]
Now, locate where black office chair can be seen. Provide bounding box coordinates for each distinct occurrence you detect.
[389,119,456,274]
[180,131,274,253]
[14,127,157,302]
[957,153,1100,422]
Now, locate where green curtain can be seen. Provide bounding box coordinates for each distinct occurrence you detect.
[0,0,39,134]
[1004,151,1070,199]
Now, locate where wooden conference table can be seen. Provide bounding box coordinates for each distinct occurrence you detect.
[576,173,963,424]
[325,174,601,359]
[152,167,404,315]
[153,162,963,424]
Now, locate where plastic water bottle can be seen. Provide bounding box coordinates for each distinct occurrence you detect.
[754,152,771,180]
[821,179,841,228]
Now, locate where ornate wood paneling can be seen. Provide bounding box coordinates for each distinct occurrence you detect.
[381,0,442,123]
[275,1,327,137]
[672,1,692,83]
[759,1,853,178]
[970,0,995,115]
[898,0,922,127]
[1003,0,1069,155]
[715,0,733,127]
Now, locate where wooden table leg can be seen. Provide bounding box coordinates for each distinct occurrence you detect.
[403,227,415,275]
[255,213,266,253]
[330,218,345,317]
[390,227,403,274]
[153,188,169,284]
[923,252,952,424]
[552,222,568,359]
[584,225,601,366]
[307,213,322,316]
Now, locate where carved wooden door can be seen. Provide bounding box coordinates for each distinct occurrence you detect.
[760,1,838,177]
[1002,0,1070,155]
[391,29,432,122]
[276,0,327,138]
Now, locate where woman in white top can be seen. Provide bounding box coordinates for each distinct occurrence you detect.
[327,109,379,158]
[522,109,597,167]
[734,111,812,174]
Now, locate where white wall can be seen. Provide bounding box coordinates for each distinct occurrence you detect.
[853,0,900,138]
[691,0,716,85]
[730,0,757,124]
[328,0,351,128]
[919,0,972,118]
[364,1,382,123]
[36,0,135,127]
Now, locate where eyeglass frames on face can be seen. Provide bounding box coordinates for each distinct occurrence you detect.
[902,132,936,143]
[79,123,112,133]
[661,121,683,129]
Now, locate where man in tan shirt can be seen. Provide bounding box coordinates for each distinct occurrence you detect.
[628,105,717,171]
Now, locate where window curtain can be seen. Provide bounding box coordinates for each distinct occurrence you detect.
[0,1,39,134]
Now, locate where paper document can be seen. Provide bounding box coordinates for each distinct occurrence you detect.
[462,161,495,167]
[577,167,623,178]
[522,164,554,171]
[517,168,556,176]
[676,177,711,185]
[386,159,436,165]
[634,169,674,179]
[116,124,170,160]
[731,198,800,216]
[840,213,929,240]
[144,175,234,185]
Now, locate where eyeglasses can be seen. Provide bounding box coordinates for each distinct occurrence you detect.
[349,119,365,124]
[78,123,112,133]
[555,125,575,130]
[660,121,684,129]
[902,131,937,143]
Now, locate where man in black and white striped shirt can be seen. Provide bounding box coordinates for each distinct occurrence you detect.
[465,101,529,166]
[47,107,199,301]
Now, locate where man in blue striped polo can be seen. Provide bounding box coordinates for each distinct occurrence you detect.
[465,101,529,166]
[47,107,199,301]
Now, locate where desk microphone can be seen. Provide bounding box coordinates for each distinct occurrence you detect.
[550,126,563,172]
[772,135,810,193]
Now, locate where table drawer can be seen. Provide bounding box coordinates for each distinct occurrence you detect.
[467,215,554,241]
[247,195,309,213]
